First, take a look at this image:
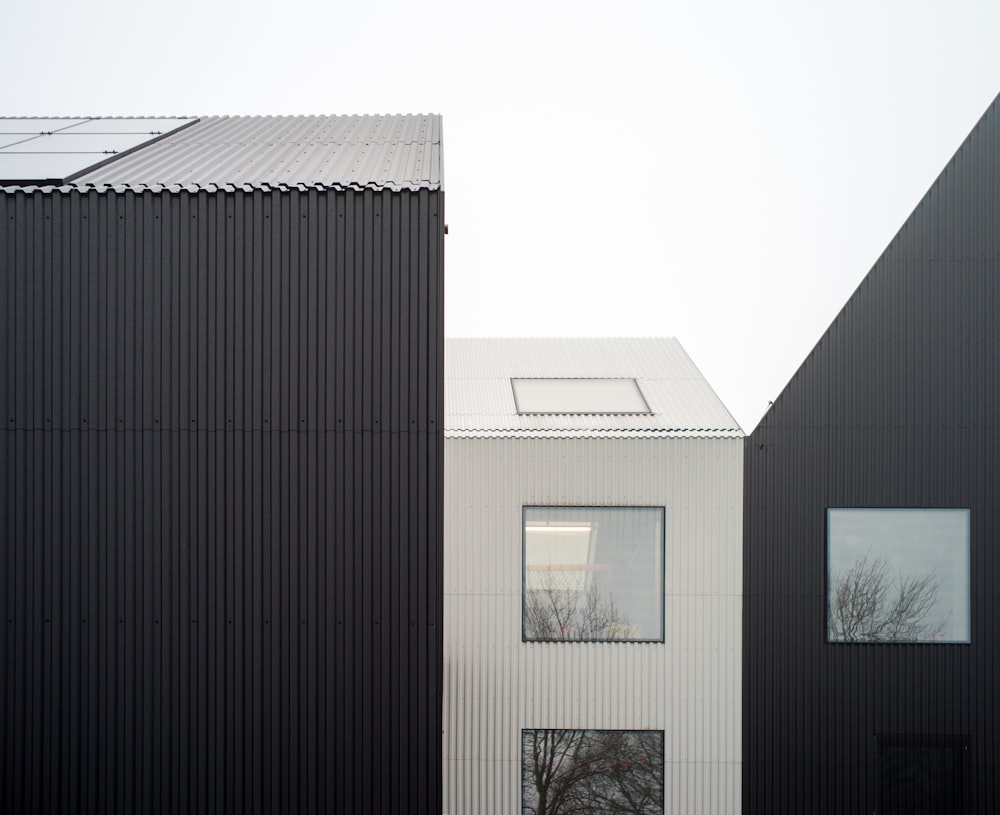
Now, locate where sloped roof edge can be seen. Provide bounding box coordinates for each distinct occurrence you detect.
[445,337,743,439]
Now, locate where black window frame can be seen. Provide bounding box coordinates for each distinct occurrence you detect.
[520,728,665,815]
[521,505,666,644]
[825,507,972,645]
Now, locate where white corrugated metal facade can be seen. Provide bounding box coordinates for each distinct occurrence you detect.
[443,339,743,814]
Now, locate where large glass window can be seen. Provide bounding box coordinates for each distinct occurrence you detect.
[827,508,970,643]
[523,507,664,642]
[522,729,664,815]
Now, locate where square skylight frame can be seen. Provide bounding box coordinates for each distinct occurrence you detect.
[511,378,652,415]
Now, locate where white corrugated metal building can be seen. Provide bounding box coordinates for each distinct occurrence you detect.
[443,338,744,814]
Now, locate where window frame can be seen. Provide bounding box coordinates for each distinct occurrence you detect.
[825,507,971,645]
[521,505,666,644]
[510,377,652,415]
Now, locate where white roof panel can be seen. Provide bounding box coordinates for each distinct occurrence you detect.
[446,338,742,438]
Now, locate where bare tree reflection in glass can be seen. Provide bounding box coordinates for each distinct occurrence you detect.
[523,507,664,642]
[524,572,633,640]
[521,729,663,815]
[827,509,970,643]
[829,554,945,642]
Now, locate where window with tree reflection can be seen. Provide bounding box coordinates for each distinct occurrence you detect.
[523,507,664,642]
[827,508,970,643]
[521,729,664,815]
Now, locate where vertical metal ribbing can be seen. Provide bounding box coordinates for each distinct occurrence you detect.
[744,93,1000,814]
[0,185,444,814]
[442,436,743,815]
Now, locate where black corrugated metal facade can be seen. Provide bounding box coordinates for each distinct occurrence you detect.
[744,95,1000,813]
[0,186,444,813]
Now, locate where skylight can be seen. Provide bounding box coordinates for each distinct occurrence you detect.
[511,378,651,414]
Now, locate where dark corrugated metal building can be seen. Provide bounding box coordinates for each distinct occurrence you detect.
[0,115,444,813]
[744,95,1000,813]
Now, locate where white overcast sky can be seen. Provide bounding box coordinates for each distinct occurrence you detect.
[4,1,1000,432]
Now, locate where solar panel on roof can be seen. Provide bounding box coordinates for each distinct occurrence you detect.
[3,133,173,153]
[0,154,104,182]
[62,118,193,135]
[0,118,87,134]
[0,117,197,184]
[0,136,36,150]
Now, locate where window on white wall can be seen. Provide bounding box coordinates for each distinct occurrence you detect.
[523,507,664,642]
[521,729,664,815]
[827,508,971,643]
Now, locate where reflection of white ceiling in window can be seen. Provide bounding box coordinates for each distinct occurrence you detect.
[525,525,593,591]
[512,378,651,415]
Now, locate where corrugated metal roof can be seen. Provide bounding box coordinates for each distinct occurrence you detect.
[445,338,742,438]
[0,114,442,192]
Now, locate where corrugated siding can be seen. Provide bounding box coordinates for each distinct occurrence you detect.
[443,436,743,814]
[70,115,443,192]
[445,338,742,438]
[744,93,1000,812]
[0,186,444,813]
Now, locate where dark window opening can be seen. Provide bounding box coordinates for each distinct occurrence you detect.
[876,734,968,815]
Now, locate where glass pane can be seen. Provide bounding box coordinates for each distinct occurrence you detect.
[0,135,42,150]
[0,153,104,183]
[60,118,194,134]
[0,118,194,183]
[521,729,664,815]
[512,378,651,414]
[827,509,970,643]
[0,118,87,134]
[0,132,167,154]
[523,507,663,641]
